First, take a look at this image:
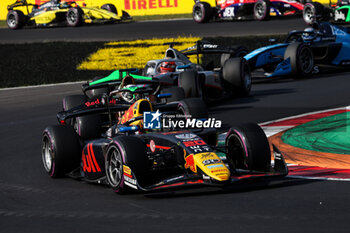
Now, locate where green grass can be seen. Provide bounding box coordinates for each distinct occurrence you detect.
[0,20,7,27]
[0,34,285,88]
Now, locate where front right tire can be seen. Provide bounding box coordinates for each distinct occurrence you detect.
[105,136,149,193]
[225,123,271,172]
[284,42,314,78]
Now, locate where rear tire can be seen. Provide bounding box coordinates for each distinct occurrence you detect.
[6,10,25,29]
[254,0,271,21]
[192,2,212,23]
[222,57,252,96]
[176,98,208,119]
[101,4,117,14]
[178,71,202,98]
[86,76,109,99]
[62,95,101,140]
[220,46,248,67]
[105,136,148,193]
[303,2,325,25]
[284,42,314,78]
[42,125,81,178]
[66,7,83,27]
[62,95,86,125]
[160,86,185,102]
[225,123,271,172]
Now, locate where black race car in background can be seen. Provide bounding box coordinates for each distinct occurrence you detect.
[192,0,305,23]
[42,91,288,193]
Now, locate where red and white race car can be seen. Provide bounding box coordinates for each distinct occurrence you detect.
[192,0,306,23]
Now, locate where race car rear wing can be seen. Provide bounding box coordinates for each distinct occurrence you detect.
[181,40,245,64]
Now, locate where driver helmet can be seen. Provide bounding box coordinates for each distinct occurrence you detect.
[159,61,176,73]
[118,75,136,102]
[60,1,69,7]
[302,27,317,41]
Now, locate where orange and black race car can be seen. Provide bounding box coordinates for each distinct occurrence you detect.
[41,88,288,193]
[6,0,131,29]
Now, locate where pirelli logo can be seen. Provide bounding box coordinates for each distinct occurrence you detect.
[124,0,178,10]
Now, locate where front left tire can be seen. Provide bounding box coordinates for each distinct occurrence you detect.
[105,136,149,193]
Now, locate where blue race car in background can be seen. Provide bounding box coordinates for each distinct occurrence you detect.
[228,21,350,79]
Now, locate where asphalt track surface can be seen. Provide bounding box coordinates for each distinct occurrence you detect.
[1,71,350,232]
[0,17,307,43]
[1,17,350,232]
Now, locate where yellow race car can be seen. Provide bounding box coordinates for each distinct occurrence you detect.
[6,0,131,29]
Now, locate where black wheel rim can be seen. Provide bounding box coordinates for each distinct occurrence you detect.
[107,147,123,187]
[299,47,314,74]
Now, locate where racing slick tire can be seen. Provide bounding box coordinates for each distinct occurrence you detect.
[160,86,185,102]
[6,10,26,29]
[66,7,83,27]
[63,95,101,139]
[192,1,212,23]
[297,0,312,4]
[225,123,271,172]
[222,57,252,96]
[220,46,248,67]
[63,95,86,125]
[75,115,102,140]
[303,2,326,25]
[86,76,109,99]
[101,4,117,14]
[284,42,314,78]
[254,0,271,21]
[178,71,202,98]
[105,136,149,193]
[42,125,81,178]
[177,98,209,119]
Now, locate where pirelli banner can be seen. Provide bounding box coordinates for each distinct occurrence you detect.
[0,0,197,20]
[0,0,332,20]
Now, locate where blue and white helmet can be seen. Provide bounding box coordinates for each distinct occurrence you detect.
[302,27,317,41]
